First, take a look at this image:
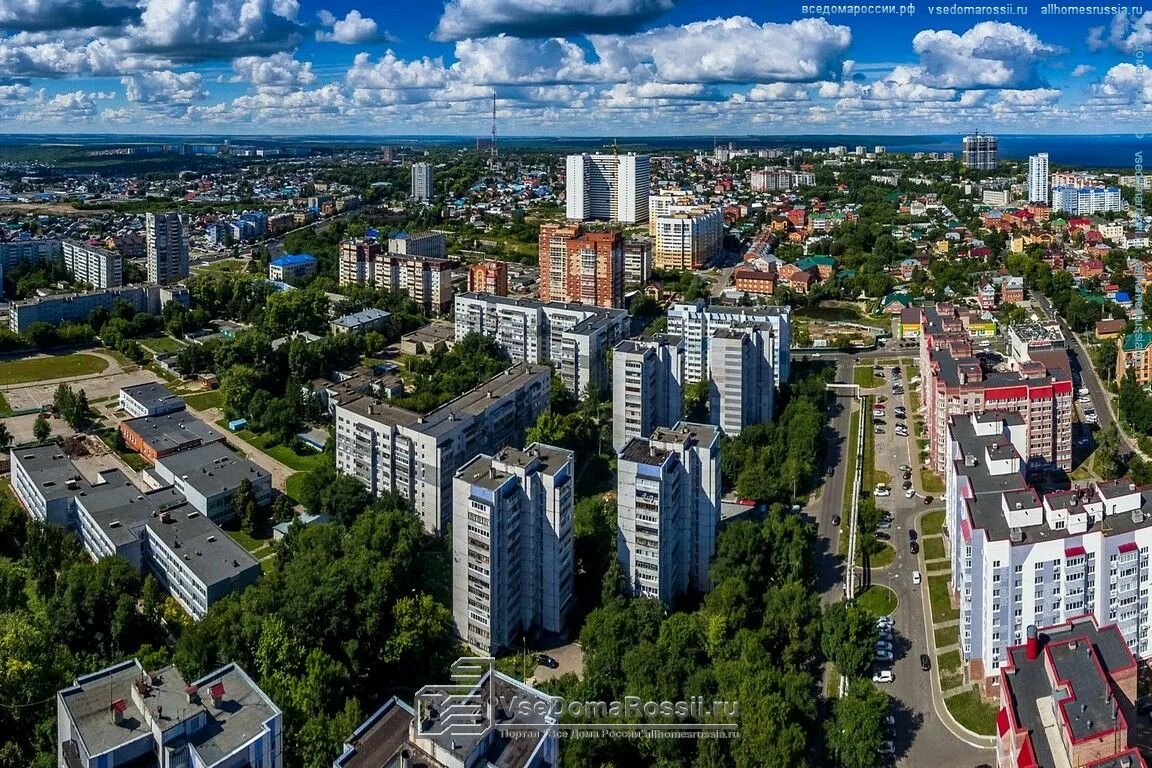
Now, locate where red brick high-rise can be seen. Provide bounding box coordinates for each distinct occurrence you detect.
[538,224,623,308]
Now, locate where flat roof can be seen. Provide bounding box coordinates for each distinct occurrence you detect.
[76,469,187,548]
[620,436,672,467]
[340,364,548,437]
[11,444,84,501]
[120,382,183,411]
[334,698,416,768]
[186,664,280,765]
[144,507,258,588]
[459,443,573,491]
[59,659,153,758]
[154,442,268,499]
[269,253,315,266]
[121,413,221,453]
[333,308,391,327]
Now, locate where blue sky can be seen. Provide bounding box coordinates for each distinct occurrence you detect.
[0,0,1148,134]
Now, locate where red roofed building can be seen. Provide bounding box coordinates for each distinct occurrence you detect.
[1069,217,1094,232]
[784,208,806,228]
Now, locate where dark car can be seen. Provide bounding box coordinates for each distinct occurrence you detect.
[902,480,913,490]
[832,515,842,526]
[1137,697,1152,716]
[876,532,891,541]
[923,495,933,505]
[908,529,917,541]
[536,654,559,669]
[909,541,919,555]
[920,654,931,671]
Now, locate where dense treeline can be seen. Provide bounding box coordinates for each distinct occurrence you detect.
[390,332,512,413]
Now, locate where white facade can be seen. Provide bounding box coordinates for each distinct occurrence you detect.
[1027,152,1049,204]
[946,413,1152,685]
[666,300,791,386]
[334,365,551,534]
[10,284,189,333]
[146,212,188,285]
[708,327,775,436]
[612,335,684,452]
[1052,186,1124,215]
[565,153,650,223]
[653,207,724,271]
[617,423,720,604]
[62,240,122,289]
[410,162,433,200]
[452,444,574,654]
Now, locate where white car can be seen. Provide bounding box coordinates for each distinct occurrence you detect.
[876,641,894,652]
[905,488,916,498]
[912,570,922,585]
[875,486,892,497]
[880,740,895,754]
[872,670,894,684]
[876,616,894,627]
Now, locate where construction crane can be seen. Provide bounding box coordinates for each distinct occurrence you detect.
[603,139,619,157]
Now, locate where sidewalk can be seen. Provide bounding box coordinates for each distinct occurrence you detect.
[192,406,296,491]
[914,508,998,750]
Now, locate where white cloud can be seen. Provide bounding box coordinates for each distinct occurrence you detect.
[590,16,851,83]
[434,0,672,41]
[745,83,810,101]
[316,9,384,44]
[122,69,205,102]
[452,35,616,85]
[1089,62,1152,105]
[1087,9,1152,53]
[232,51,316,91]
[345,50,449,89]
[901,22,1059,89]
[129,0,303,61]
[1071,64,1095,77]
[0,0,139,30]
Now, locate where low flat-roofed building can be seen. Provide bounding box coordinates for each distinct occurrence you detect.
[399,322,456,356]
[118,413,223,461]
[332,670,556,768]
[153,442,271,522]
[57,658,282,768]
[119,382,185,419]
[330,307,391,335]
[10,444,84,526]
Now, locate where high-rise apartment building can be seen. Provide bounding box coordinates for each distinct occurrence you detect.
[334,365,551,534]
[62,239,122,289]
[452,443,574,654]
[454,293,629,398]
[1051,185,1123,214]
[145,212,188,284]
[945,411,1152,691]
[410,162,433,200]
[623,239,651,286]
[468,260,509,295]
[388,231,445,259]
[565,153,650,223]
[708,326,776,436]
[653,207,724,270]
[647,191,696,233]
[1027,152,1049,204]
[612,334,684,452]
[338,238,382,285]
[384,255,455,315]
[617,422,720,604]
[666,300,791,386]
[962,133,998,170]
[538,223,624,308]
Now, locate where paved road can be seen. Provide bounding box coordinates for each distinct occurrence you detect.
[814,355,854,606]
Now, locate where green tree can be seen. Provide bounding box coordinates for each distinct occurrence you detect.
[821,600,878,678]
[32,414,50,443]
[1094,423,1124,480]
[684,378,710,422]
[234,478,264,536]
[826,679,891,768]
[0,422,11,449]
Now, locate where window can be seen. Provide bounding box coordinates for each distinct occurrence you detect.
[1015,564,1023,573]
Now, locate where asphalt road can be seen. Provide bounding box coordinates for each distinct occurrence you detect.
[814,355,854,606]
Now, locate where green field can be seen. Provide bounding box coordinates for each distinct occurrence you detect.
[0,391,9,415]
[922,509,946,537]
[853,366,880,388]
[922,536,946,562]
[285,472,307,503]
[945,688,998,735]
[855,585,897,617]
[219,421,328,472]
[920,467,945,493]
[858,541,896,568]
[935,625,959,650]
[928,574,959,623]
[141,335,185,355]
[184,389,225,412]
[0,353,107,385]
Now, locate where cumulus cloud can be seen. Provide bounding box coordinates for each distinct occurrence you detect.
[590,17,851,83]
[122,69,205,102]
[1089,62,1152,105]
[345,50,449,89]
[434,0,673,41]
[128,0,303,61]
[745,83,810,101]
[0,0,139,31]
[452,35,617,85]
[1071,64,1095,77]
[232,51,316,91]
[1087,9,1152,53]
[901,22,1059,89]
[316,9,385,44]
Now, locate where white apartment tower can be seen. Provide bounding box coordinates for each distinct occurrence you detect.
[62,240,122,289]
[667,300,791,386]
[145,212,188,285]
[612,334,684,452]
[617,422,720,604]
[1028,153,1050,204]
[708,326,776,436]
[411,162,433,200]
[452,444,574,655]
[565,153,650,223]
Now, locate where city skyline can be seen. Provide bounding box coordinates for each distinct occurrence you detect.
[0,0,1147,135]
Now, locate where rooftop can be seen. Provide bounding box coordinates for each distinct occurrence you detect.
[269,253,315,267]
[120,413,221,454]
[333,308,392,329]
[120,382,184,412]
[619,436,673,467]
[154,442,268,500]
[144,505,259,588]
[10,444,84,501]
[76,469,186,548]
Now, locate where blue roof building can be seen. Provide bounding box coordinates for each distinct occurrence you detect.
[268,253,317,282]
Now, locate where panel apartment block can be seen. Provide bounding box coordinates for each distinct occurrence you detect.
[334,365,551,535]
[146,212,189,285]
[666,300,791,386]
[62,239,122,289]
[452,444,574,654]
[612,334,684,452]
[617,422,720,604]
[707,326,776,436]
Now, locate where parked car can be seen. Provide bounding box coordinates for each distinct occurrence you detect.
[923,495,934,505]
[536,654,559,669]
[908,528,917,541]
[902,480,913,490]
[875,649,894,662]
[875,428,886,435]
[920,654,932,671]
[876,641,894,653]
[905,489,916,498]
[876,532,891,541]
[899,464,911,472]
[912,570,922,585]
[832,515,841,526]
[873,669,894,684]
[876,616,894,628]
[878,520,892,529]
[880,741,895,755]
[909,541,919,555]
[876,486,892,497]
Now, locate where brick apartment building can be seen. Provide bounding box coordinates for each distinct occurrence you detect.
[538,224,624,308]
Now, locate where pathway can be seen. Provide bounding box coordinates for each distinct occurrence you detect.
[191,406,296,491]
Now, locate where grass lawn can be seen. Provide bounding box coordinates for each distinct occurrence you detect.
[922,509,946,536]
[102,348,139,369]
[141,334,185,355]
[923,536,947,562]
[854,366,880,388]
[934,625,959,650]
[184,389,225,412]
[938,649,961,673]
[928,574,959,623]
[842,411,860,517]
[858,541,896,568]
[794,303,891,330]
[945,687,999,735]
[97,431,151,471]
[0,353,107,385]
[220,524,273,553]
[920,467,945,493]
[0,391,9,415]
[855,585,897,616]
[195,258,248,272]
[285,472,308,502]
[218,421,328,472]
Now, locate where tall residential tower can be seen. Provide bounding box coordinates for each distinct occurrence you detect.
[145,212,188,285]
[565,153,650,223]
